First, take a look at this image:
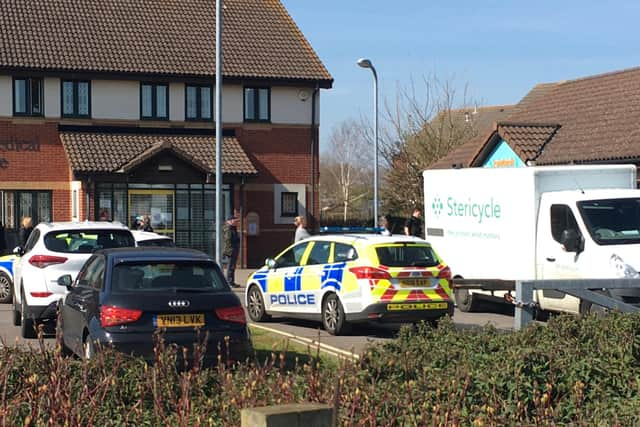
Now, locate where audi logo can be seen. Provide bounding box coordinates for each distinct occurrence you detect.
[168,300,190,308]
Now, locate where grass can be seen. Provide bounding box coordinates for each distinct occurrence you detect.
[249,325,339,369]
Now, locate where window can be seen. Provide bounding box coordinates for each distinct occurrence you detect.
[76,255,105,290]
[333,243,357,262]
[13,77,43,116]
[281,192,298,217]
[277,242,309,268]
[306,241,331,265]
[550,204,580,244]
[140,83,168,120]
[185,85,212,120]
[61,80,90,117]
[244,87,270,121]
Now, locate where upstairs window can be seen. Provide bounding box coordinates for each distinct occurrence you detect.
[243,87,270,122]
[13,77,43,116]
[281,192,298,217]
[186,85,212,121]
[62,80,90,118]
[141,83,168,120]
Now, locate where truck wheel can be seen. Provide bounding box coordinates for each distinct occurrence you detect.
[579,300,608,316]
[247,285,270,322]
[0,272,13,304]
[455,288,477,312]
[322,293,350,336]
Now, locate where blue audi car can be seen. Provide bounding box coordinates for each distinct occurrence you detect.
[58,247,251,365]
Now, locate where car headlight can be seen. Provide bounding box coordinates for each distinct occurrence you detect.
[610,254,639,278]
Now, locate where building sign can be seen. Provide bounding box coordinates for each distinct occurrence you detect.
[0,139,41,169]
[482,139,524,168]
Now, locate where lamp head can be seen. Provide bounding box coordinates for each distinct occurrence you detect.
[357,58,373,69]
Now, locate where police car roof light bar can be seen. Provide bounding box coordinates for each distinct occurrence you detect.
[319,226,385,234]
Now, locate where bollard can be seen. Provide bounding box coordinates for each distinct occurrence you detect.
[240,403,333,427]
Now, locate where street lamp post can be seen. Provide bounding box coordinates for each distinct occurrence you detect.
[357,58,378,226]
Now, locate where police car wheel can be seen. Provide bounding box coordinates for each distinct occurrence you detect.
[322,294,349,336]
[247,286,270,322]
[0,272,12,304]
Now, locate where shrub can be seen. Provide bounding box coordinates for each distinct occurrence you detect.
[0,313,639,425]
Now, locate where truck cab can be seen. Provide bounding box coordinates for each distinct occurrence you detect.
[536,190,640,313]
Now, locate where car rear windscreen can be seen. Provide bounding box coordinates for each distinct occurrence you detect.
[137,238,176,247]
[44,230,135,253]
[375,244,440,267]
[112,261,227,293]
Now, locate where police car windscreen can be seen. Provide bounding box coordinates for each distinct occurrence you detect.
[375,244,440,267]
[111,261,227,293]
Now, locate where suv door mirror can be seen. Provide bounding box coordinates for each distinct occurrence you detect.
[57,274,73,290]
[12,246,24,257]
[561,229,583,253]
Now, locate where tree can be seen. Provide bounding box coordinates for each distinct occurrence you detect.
[364,75,480,215]
[319,119,373,221]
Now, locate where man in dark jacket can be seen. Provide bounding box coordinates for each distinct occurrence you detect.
[222,215,240,288]
[404,208,423,238]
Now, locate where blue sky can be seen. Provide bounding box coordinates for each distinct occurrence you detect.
[280,0,640,150]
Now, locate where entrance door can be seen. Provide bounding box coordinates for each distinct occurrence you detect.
[128,190,175,238]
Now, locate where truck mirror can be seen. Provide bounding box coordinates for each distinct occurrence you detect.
[561,229,583,253]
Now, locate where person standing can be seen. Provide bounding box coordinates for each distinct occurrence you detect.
[293,216,310,242]
[404,208,423,238]
[140,215,154,232]
[379,215,392,236]
[222,215,241,288]
[19,216,34,247]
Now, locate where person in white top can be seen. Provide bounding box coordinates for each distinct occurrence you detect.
[379,215,392,236]
[294,216,311,242]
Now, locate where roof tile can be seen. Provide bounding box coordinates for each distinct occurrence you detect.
[60,132,257,175]
[0,0,332,85]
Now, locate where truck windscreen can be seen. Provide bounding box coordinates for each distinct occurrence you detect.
[578,198,640,245]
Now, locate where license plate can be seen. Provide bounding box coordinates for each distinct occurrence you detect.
[156,314,205,327]
[398,279,431,288]
[387,302,448,311]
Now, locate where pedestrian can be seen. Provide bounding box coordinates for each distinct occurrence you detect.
[222,214,241,288]
[99,209,110,221]
[378,215,392,236]
[404,208,423,238]
[140,215,154,232]
[293,216,310,242]
[0,222,6,255]
[19,216,34,247]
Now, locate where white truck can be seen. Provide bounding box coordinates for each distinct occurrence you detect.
[422,165,640,315]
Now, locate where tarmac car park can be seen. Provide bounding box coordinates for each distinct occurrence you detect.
[245,230,454,335]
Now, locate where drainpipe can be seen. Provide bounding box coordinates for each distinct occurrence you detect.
[239,175,245,267]
[310,84,319,231]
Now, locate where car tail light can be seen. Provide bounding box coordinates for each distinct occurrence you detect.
[28,255,68,269]
[215,306,246,324]
[349,266,392,280]
[100,305,143,327]
[30,292,53,298]
[438,266,452,280]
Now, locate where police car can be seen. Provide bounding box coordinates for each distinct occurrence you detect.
[245,228,453,335]
[0,254,16,304]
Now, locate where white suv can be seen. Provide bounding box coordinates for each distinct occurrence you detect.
[12,221,135,338]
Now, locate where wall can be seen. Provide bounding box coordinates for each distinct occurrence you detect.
[91,80,140,120]
[0,76,10,117]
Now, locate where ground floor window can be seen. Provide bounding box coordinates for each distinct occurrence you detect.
[0,190,52,230]
[96,183,231,256]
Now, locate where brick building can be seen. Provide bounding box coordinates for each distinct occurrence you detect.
[0,0,332,266]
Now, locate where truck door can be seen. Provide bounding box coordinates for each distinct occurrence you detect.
[537,202,583,314]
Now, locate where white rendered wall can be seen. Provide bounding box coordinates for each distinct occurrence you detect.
[0,76,11,117]
[92,80,139,120]
[44,77,60,118]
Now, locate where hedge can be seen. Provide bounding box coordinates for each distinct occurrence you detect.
[0,313,639,425]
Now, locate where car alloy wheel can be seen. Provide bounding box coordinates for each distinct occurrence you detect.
[0,272,12,304]
[247,286,270,322]
[322,293,349,336]
[84,335,95,361]
[20,289,36,339]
